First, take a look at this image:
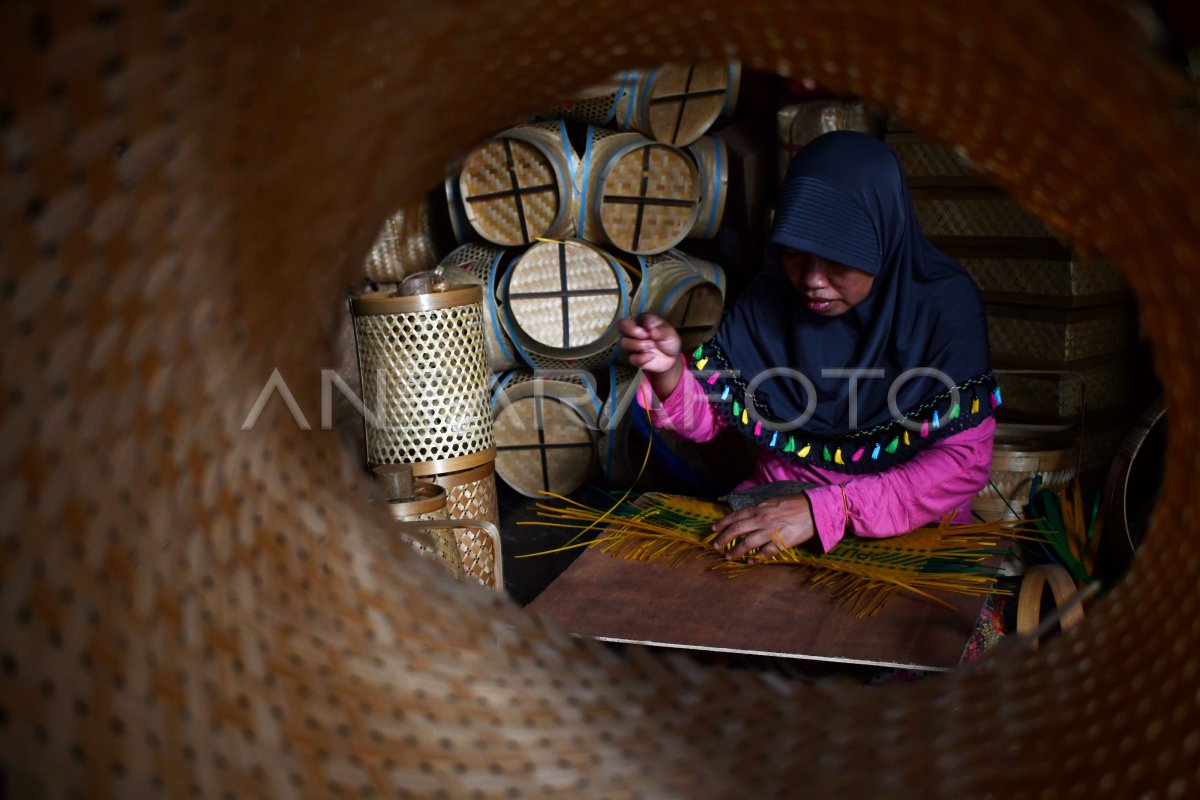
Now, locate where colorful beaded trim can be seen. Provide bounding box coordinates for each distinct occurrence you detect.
[691,341,1001,475]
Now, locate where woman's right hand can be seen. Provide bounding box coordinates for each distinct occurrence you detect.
[619,314,685,400]
[618,314,682,374]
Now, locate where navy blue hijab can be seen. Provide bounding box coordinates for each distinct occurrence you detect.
[692,132,998,473]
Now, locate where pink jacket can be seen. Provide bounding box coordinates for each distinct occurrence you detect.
[639,364,996,552]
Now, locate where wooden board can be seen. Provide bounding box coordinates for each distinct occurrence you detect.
[528,543,990,671]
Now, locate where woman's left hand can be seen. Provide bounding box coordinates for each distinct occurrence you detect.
[711,494,817,560]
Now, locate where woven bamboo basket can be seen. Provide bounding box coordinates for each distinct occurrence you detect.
[777,100,887,181]
[638,249,727,353]
[685,136,729,239]
[457,121,580,246]
[351,285,495,475]
[540,70,641,128]
[886,121,982,181]
[363,197,440,282]
[627,61,741,146]
[912,186,1058,239]
[427,460,504,591]
[987,303,1138,367]
[959,252,1130,307]
[492,369,601,498]
[438,242,521,371]
[578,126,700,255]
[500,238,634,370]
[973,435,1079,521]
[994,360,1133,423]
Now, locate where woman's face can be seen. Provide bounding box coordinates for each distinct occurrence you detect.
[780,248,875,317]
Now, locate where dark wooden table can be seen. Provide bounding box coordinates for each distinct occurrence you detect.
[528,542,989,671]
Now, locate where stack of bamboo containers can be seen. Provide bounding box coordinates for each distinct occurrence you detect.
[348,61,741,517]
[885,117,1141,518]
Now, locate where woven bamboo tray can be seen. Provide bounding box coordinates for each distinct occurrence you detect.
[628,61,741,146]
[438,242,521,371]
[501,238,633,370]
[363,197,440,281]
[912,186,1057,239]
[351,285,496,474]
[458,121,580,246]
[491,370,601,498]
[777,100,887,181]
[579,127,700,255]
[972,435,1078,521]
[994,359,1133,423]
[428,460,504,591]
[685,136,729,239]
[986,303,1138,367]
[638,249,727,353]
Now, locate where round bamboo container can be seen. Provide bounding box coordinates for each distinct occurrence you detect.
[500,238,635,370]
[628,61,741,146]
[639,249,727,352]
[363,197,440,282]
[685,136,729,239]
[492,370,601,498]
[457,121,580,246]
[438,243,521,371]
[351,285,496,475]
[578,127,700,255]
[972,436,1079,521]
[428,460,504,591]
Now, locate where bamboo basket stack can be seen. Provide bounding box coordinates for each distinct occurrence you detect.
[349,61,739,511]
[887,118,1141,508]
[776,98,888,182]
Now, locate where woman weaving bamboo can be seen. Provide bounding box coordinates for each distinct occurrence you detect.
[619,132,999,559]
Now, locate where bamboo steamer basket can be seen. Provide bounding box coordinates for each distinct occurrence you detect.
[363,197,439,282]
[428,460,504,590]
[578,126,700,255]
[685,136,729,239]
[501,238,635,370]
[492,369,601,498]
[457,121,580,246]
[777,100,887,181]
[350,284,495,475]
[628,61,741,146]
[438,242,521,371]
[637,249,727,353]
[972,434,1079,521]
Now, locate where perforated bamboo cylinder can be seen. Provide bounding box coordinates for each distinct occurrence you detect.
[457,121,580,246]
[375,464,465,579]
[578,127,700,255]
[540,70,641,128]
[350,285,495,475]
[438,243,521,371]
[685,136,729,239]
[638,249,727,352]
[628,61,742,146]
[491,370,601,498]
[500,238,636,370]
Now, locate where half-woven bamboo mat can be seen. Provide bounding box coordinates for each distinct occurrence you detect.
[527,493,1021,670]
